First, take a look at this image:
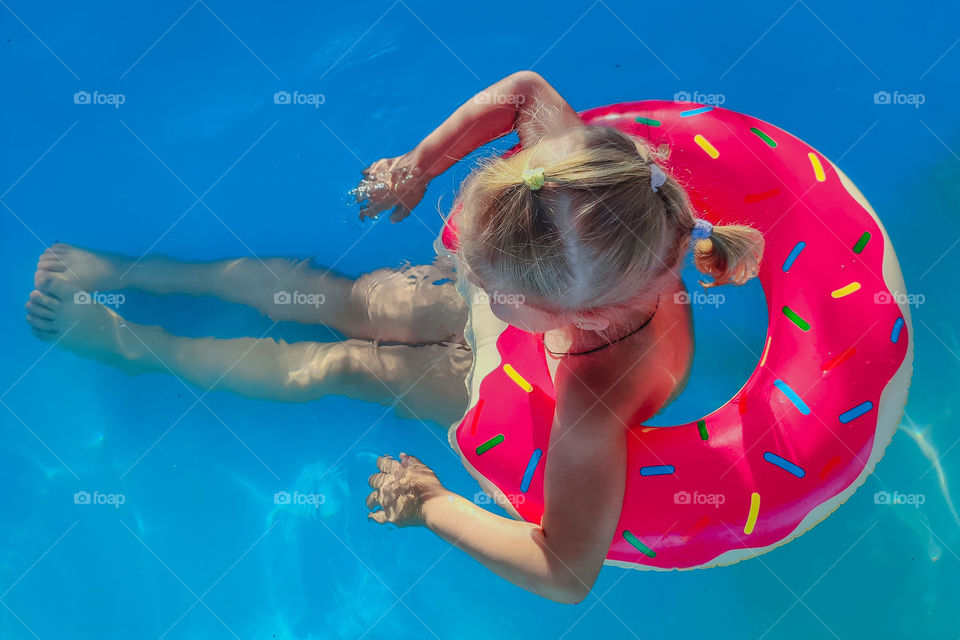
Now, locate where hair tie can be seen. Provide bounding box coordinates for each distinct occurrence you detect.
[648,162,667,193]
[691,218,713,241]
[521,167,546,191]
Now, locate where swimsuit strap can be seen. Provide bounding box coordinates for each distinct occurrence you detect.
[544,295,661,357]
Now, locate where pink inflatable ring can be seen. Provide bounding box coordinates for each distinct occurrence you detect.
[437,100,914,570]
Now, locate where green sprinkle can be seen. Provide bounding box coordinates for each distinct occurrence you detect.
[623,530,656,558]
[853,232,871,254]
[476,434,504,455]
[782,306,811,331]
[635,116,661,127]
[750,127,777,148]
[698,419,709,441]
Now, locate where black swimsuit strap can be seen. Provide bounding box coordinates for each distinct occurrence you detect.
[544,295,661,357]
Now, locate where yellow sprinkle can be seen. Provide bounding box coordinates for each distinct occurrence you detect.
[744,492,761,535]
[759,336,772,368]
[831,282,861,298]
[694,134,719,159]
[809,152,826,182]
[503,364,532,393]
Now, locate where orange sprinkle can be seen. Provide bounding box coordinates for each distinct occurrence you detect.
[689,515,711,539]
[759,336,773,368]
[744,188,781,203]
[819,455,844,480]
[468,398,485,435]
[822,347,856,372]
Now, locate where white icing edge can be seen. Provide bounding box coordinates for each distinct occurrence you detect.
[435,236,525,520]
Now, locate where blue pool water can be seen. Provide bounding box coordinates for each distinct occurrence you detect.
[2,1,959,638]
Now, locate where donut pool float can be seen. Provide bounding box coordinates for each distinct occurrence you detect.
[436,100,914,570]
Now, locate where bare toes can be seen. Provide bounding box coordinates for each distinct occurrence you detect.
[33,270,70,299]
[29,289,60,310]
[37,258,67,272]
[26,312,56,331]
[25,300,55,320]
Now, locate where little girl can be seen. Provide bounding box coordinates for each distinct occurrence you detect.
[27,71,762,603]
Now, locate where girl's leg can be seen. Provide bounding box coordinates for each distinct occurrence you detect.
[36,244,467,345]
[25,272,471,426]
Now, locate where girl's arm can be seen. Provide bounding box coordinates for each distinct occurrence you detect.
[368,366,627,604]
[355,71,582,221]
[410,70,583,179]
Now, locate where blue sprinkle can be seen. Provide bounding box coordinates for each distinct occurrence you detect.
[773,379,811,415]
[640,464,675,476]
[520,449,543,493]
[839,401,873,424]
[431,278,454,286]
[782,241,806,272]
[891,317,904,343]
[763,452,805,478]
[679,106,715,117]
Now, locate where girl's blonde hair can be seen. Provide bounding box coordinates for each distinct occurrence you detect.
[455,126,764,325]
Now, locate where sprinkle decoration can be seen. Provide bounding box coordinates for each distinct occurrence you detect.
[520,449,543,492]
[822,347,856,372]
[891,318,905,343]
[694,134,720,159]
[763,452,806,478]
[623,530,656,558]
[503,364,533,392]
[680,106,715,118]
[635,116,661,127]
[750,127,777,148]
[782,306,811,331]
[839,401,873,424]
[744,493,761,535]
[468,398,485,435]
[809,152,826,182]
[774,379,812,415]
[697,419,709,441]
[640,465,675,476]
[476,434,504,455]
[831,282,861,298]
[745,188,781,203]
[782,241,805,272]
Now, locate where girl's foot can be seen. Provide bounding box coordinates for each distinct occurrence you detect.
[26,268,147,374]
[35,243,131,293]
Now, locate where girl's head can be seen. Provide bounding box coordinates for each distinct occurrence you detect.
[454,126,764,332]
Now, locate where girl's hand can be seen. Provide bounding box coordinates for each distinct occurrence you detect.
[366,453,447,527]
[353,154,429,222]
